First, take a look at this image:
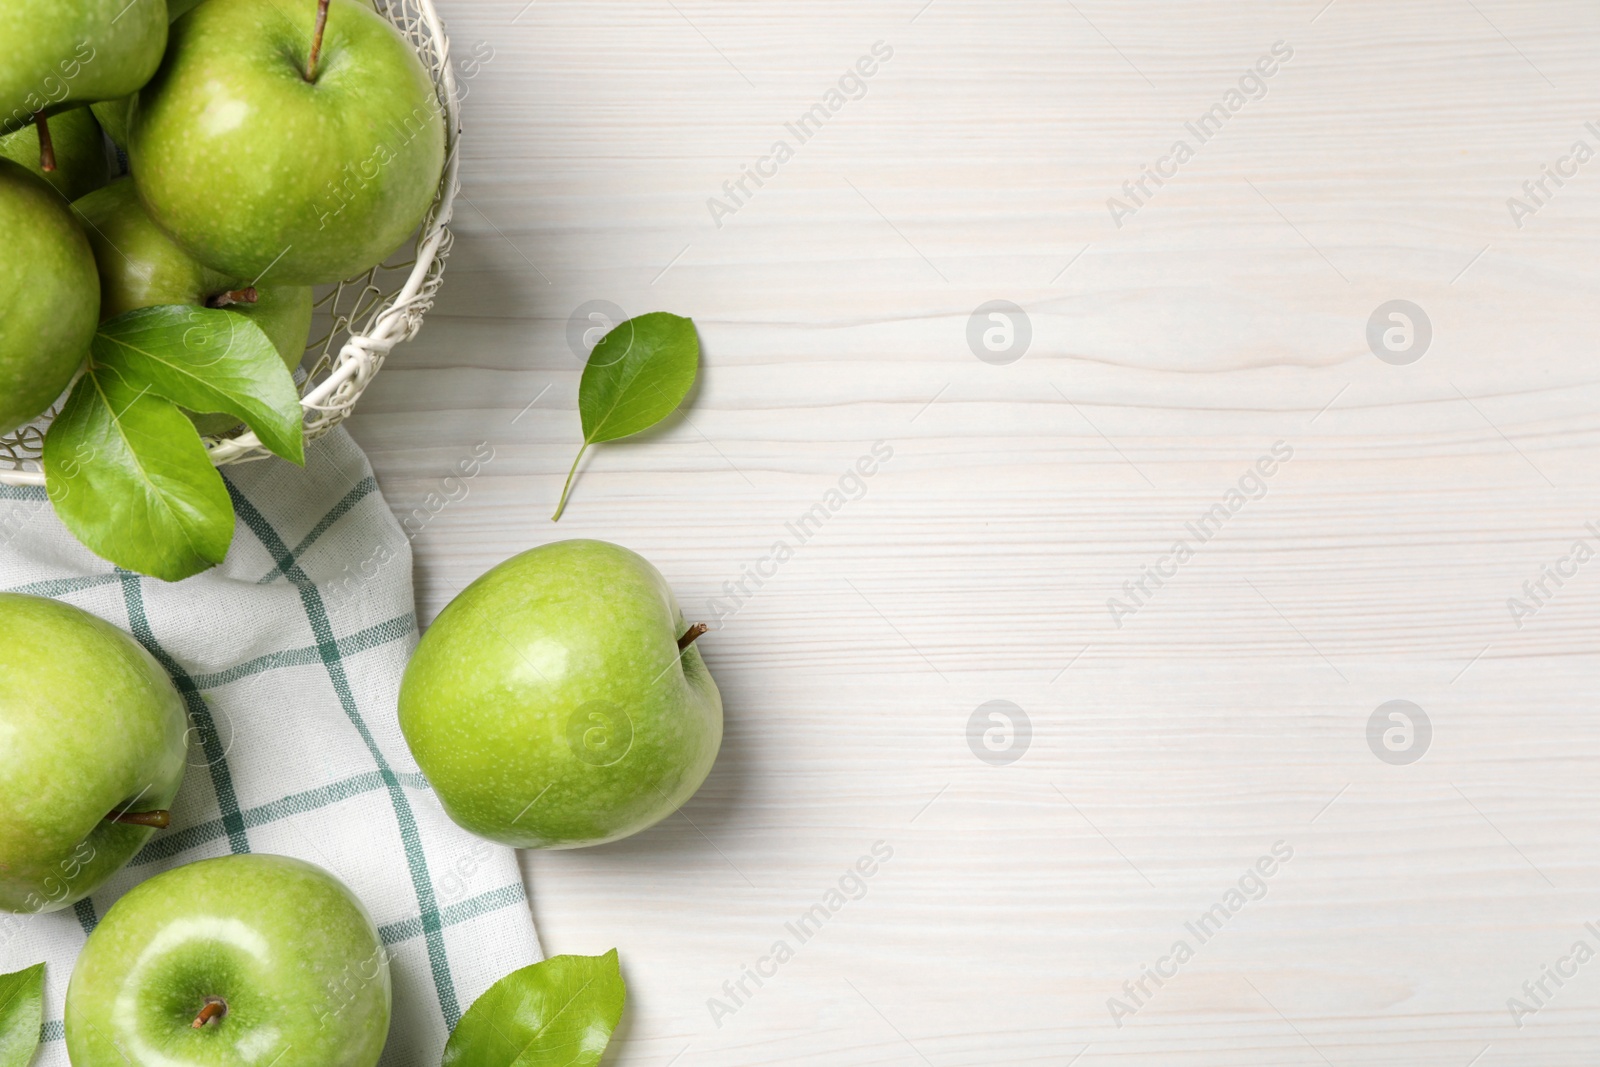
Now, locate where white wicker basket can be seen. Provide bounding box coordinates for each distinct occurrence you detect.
[0,0,461,487]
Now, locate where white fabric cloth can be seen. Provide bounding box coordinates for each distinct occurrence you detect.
[0,429,541,1065]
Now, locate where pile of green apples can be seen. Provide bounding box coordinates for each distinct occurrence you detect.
[0,541,721,1064]
[3,7,725,1061]
[0,0,446,439]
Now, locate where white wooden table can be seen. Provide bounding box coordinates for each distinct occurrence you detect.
[346,1,1600,1062]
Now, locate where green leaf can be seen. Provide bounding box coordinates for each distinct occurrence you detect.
[94,306,305,465]
[38,303,304,581]
[579,312,698,443]
[553,312,699,520]
[442,950,625,1067]
[43,364,234,582]
[0,963,43,1067]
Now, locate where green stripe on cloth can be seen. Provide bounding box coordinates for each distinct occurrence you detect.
[132,769,431,866]
[3,573,123,599]
[118,573,251,856]
[72,898,96,936]
[226,481,462,1029]
[40,1020,63,1043]
[255,475,379,585]
[379,883,529,945]
[188,613,415,690]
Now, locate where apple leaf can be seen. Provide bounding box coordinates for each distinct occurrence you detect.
[441,950,625,1067]
[0,963,43,1067]
[552,312,698,520]
[94,306,305,465]
[43,362,235,582]
[579,312,698,444]
[40,304,307,580]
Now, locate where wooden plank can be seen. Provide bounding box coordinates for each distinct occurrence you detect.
[348,1,1600,1061]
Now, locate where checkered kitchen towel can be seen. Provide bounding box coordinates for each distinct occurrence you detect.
[0,428,541,1065]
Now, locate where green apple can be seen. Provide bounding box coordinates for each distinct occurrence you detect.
[0,106,109,200]
[65,853,391,1066]
[72,179,312,365]
[85,0,207,149]
[128,0,446,286]
[0,158,98,435]
[399,540,723,849]
[1,0,167,136]
[0,593,187,914]
[91,96,133,149]
[73,178,312,435]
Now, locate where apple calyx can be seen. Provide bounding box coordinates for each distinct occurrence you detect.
[105,809,172,829]
[192,997,227,1029]
[305,0,332,82]
[205,287,259,308]
[676,623,708,652]
[34,112,55,173]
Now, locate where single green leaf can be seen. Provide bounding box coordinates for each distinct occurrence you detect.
[0,963,43,1067]
[579,312,698,443]
[442,950,625,1067]
[553,312,698,520]
[43,364,234,581]
[94,305,305,465]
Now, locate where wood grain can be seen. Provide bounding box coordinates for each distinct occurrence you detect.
[346,1,1600,1062]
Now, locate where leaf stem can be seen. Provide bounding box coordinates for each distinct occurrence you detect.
[550,442,588,522]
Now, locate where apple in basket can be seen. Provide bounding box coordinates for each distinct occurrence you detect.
[128,0,447,286]
[65,854,391,1067]
[0,160,99,436]
[72,178,314,436]
[399,541,724,849]
[1,0,167,136]
[0,106,109,201]
[0,594,187,913]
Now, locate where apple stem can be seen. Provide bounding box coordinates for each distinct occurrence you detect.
[677,623,708,651]
[34,112,55,173]
[206,288,259,308]
[305,0,331,82]
[105,809,172,829]
[192,998,227,1029]
[550,442,588,522]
